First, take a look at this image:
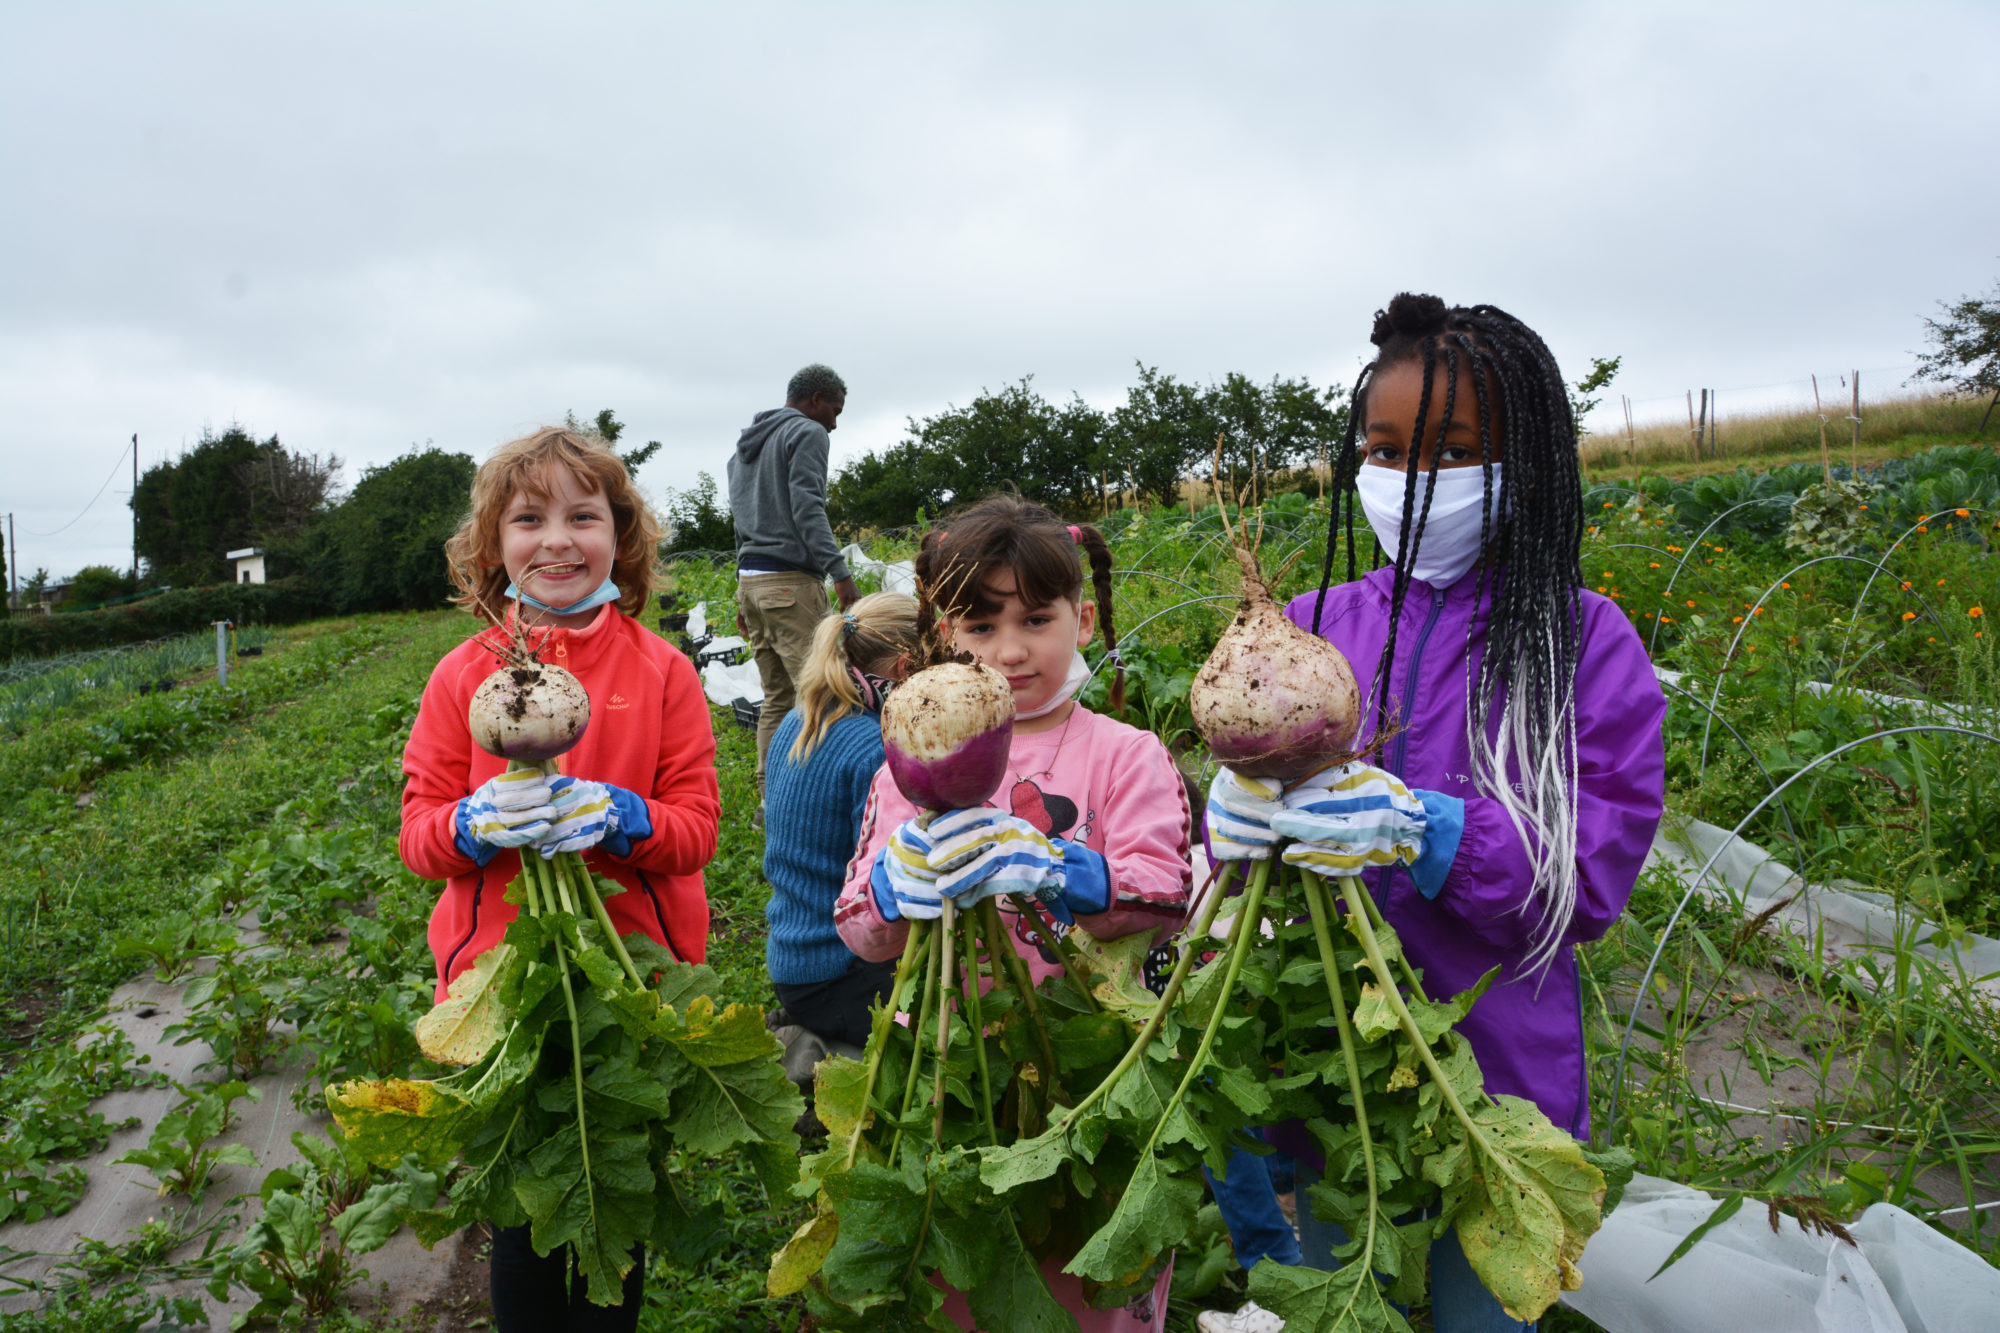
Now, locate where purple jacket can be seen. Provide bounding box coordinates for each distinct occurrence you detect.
[1269,568,1664,1163]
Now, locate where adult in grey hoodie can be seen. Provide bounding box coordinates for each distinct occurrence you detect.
[728,364,861,793]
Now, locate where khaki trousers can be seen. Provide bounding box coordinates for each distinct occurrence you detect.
[738,570,831,788]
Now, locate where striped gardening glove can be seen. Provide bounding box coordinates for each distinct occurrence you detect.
[456,768,560,864]
[538,776,624,859]
[1270,761,1428,879]
[926,807,1063,908]
[1205,768,1286,861]
[875,817,947,921]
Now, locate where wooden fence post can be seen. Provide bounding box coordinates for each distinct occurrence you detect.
[1623,394,1636,469]
[1850,371,1861,473]
[1688,391,1698,462]
[1813,374,1831,484]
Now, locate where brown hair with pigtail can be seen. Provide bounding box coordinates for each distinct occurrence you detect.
[911,494,1126,714]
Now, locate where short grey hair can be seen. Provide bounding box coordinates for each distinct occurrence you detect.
[786,364,847,403]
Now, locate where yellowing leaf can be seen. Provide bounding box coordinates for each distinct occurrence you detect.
[414,942,516,1066]
[1447,1096,1608,1323]
[768,1212,840,1297]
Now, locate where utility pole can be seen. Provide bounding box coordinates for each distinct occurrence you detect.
[6,512,14,612]
[131,434,139,581]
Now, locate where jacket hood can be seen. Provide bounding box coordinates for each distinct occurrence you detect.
[735,407,805,464]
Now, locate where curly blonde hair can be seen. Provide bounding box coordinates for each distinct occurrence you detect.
[445,427,662,622]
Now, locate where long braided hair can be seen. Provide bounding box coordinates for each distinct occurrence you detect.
[912,495,1126,714]
[1312,293,1585,972]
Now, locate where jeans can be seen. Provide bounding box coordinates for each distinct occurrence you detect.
[1205,1134,1303,1269]
[489,1225,645,1333]
[1294,1162,1534,1333]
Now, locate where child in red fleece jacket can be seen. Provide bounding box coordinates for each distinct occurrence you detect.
[399,424,720,1332]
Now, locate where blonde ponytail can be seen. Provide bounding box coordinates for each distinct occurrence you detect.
[789,591,919,762]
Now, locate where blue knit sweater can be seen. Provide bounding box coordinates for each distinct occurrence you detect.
[763,707,885,986]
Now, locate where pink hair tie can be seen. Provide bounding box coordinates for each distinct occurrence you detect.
[1067,525,1081,542]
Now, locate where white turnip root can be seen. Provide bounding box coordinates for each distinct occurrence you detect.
[1190,499,1360,781]
[881,661,1015,811]
[468,646,591,765]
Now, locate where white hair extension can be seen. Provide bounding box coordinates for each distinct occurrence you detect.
[1467,593,1583,978]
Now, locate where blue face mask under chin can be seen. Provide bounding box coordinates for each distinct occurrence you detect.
[506,577,622,617]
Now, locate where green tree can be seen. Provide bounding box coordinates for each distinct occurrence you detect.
[1107,365,1215,507]
[22,568,49,606]
[304,447,475,612]
[1568,355,1623,439]
[132,427,340,586]
[1912,279,2000,434]
[660,471,736,554]
[61,564,138,610]
[566,407,662,472]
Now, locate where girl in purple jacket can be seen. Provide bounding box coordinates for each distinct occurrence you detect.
[1201,293,1666,1333]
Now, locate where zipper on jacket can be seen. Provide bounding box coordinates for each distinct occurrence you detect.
[1390,587,1447,777]
[442,870,488,982]
[636,870,684,963]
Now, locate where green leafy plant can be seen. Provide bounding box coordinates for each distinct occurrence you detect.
[169,947,289,1080]
[327,863,803,1306]
[217,1129,440,1326]
[114,1080,260,1200]
[110,914,240,984]
[1786,478,1879,555]
[0,1025,162,1224]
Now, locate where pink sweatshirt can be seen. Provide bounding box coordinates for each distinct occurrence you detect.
[836,703,1190,1332]
[835,704,1193,987]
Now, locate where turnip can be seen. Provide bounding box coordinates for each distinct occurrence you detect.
[880,660,1016,812]
[1189,485,1361,780]
[467,658,590,765]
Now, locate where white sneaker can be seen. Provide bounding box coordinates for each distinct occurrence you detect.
[1196,1301,1286,1333]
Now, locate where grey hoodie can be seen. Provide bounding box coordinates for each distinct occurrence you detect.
[726,407,851,582]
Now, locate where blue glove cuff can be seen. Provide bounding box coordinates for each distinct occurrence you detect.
[600,785,652,858]
[1406,791,1465,900]
[870,850,903,922]
[454,799,500,867]
[1052,840,1111,915]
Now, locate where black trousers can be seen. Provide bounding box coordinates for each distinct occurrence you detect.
[489,1226,644,1333]
[772,956,898,1048]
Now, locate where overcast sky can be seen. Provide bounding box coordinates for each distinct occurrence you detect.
[4,2,1996,580]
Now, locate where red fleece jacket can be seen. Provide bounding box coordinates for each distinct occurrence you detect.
[401,607,721,1001]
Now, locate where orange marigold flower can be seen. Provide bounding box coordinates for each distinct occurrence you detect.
[1903,611,1917,621]
[1649,561,1662,568]
[1939,579,1948,586]
[1685,599,1696,608]
[1901,581,1912,590]
[1957,508,1970,517]
[1732,616,1744,624]
[1781,581,1791,589]
[1753,607,1764,616]
[1971,607,1985,618]
[1597,585,1608,593]
[1918,524,1929,532]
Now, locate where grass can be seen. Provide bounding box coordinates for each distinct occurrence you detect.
[1581,390,1993,480]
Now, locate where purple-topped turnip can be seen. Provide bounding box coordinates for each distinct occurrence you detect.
[1190,496,1360,780]
[880,661,1016,812]
[468,658,591,764]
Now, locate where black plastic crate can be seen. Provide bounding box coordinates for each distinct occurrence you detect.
[730,697,761,731]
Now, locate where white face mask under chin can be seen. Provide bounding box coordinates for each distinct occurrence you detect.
[1353,463,1503,589]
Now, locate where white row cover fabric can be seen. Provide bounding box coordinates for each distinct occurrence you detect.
[701,658,763,708]
[1563,1174,2000,1333]
[841,543,917,595]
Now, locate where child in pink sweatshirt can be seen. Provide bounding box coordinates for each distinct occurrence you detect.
[833,495,1192,1331]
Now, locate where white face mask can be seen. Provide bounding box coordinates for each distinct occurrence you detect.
[1353,463,1502,589]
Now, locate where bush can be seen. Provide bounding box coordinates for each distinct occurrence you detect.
[0,579,324,661]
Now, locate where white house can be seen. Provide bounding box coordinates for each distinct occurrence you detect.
[227,547,267,584]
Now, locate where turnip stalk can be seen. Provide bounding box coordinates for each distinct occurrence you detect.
[1302,866,1386,1298]
[933,901,957,1141]
[844,919,932,1170]
[976,898,1060,1090]
[1133,857,1274,1157]
[956,908,998,1145]
[889,923,943,1168]
[991,859,1237,1150]
[1015,895,1102,1014]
